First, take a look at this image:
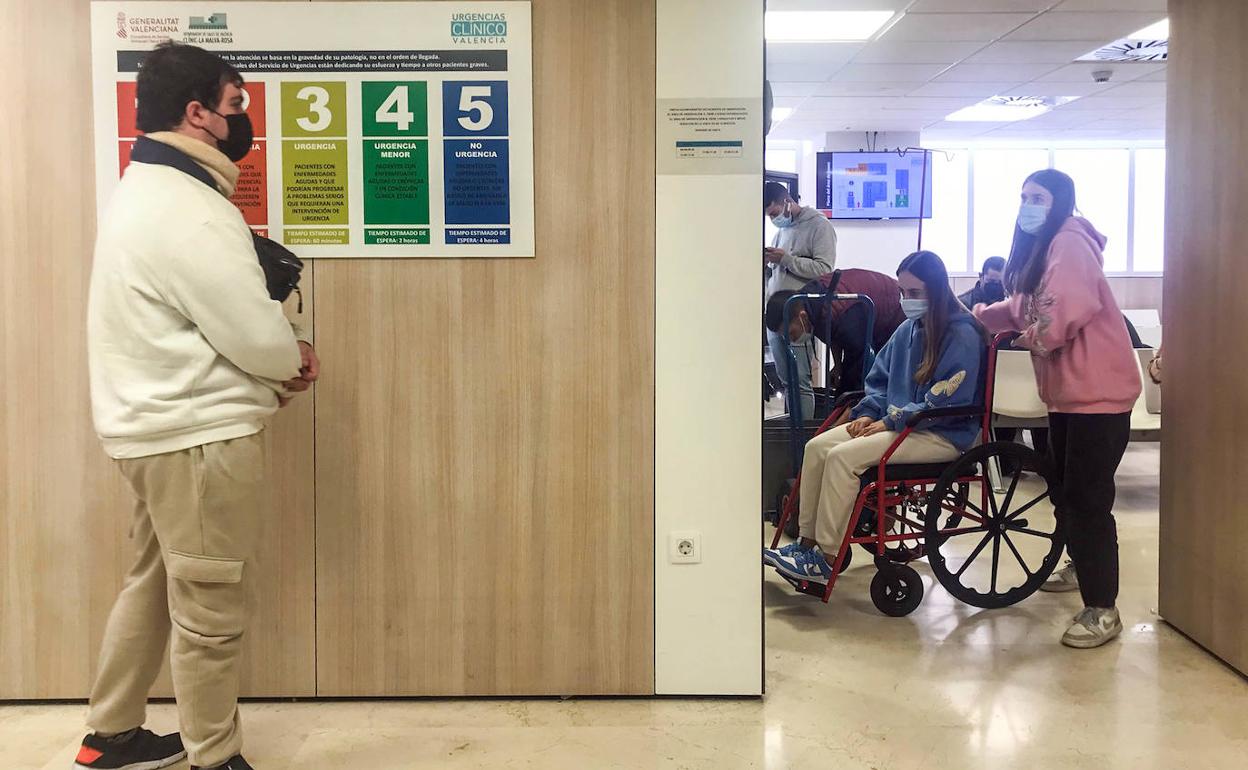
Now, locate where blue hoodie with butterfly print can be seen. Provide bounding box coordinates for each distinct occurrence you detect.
[849,311,987,452]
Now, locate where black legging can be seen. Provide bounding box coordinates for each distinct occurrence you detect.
[1048,412,1131,608]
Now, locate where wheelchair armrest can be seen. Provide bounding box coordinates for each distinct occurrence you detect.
[833,390,865,410]
[904,405,984,428]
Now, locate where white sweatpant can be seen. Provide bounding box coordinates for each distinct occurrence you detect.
[798,425,959,552]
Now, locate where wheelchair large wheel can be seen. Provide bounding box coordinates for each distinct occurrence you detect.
[924,442,1065,609]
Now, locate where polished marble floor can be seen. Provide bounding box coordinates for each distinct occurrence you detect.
[5,444,1246,769]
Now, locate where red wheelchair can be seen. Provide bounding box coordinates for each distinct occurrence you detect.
[770,334,1066,617]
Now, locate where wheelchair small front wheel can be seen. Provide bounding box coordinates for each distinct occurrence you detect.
[870,563,924,617]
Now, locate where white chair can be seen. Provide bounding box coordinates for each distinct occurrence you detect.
[1123,308,1163,349]
[1131,348,1162,439]
[988,349,1049,491]
[992,349,1049,424]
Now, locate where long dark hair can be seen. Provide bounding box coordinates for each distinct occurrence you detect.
[897,250,989,384]
[1004,169,1077,296]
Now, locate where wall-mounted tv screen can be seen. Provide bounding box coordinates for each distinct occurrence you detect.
[816,151,934,220]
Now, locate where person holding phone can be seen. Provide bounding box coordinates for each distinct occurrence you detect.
[764,181,837,420]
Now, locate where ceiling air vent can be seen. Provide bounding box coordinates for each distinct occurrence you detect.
[1077,39,1168,63]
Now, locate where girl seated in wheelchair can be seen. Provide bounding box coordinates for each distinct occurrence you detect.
[764,251,990,584]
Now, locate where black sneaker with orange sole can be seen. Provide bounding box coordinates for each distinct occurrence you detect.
[73,728,186,770]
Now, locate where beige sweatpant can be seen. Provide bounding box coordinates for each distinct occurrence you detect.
[88,433,266,768]
[798,425,959,553]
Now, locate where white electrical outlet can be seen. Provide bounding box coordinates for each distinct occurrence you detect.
[669,531,702,564]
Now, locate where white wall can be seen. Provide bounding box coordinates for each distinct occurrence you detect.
[655,0,763,695]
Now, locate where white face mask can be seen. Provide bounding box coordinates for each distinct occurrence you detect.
[901,298,929,320]
[1017,203,1050,235]
[771,201,795,228]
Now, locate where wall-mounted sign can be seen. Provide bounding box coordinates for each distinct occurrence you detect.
[91,2,535,258]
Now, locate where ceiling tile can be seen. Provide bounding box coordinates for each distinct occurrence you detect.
[1017,109,1101,126]
[797,97,960,115]
[1034,62,1165,82]
[1136,68,1167,82]
[881,13,1037,42]
[767,42,865,67]
[1056,0,1167,11]
[769,82,824,98]
[966,40,1109,64]
[1101,81,1166,98]
[829,63,950,82]
[1058,95,1163,110]
[772,96,810,110]
[1057,128,1154,139]
[767,0,905,11]
[883,96,985,112]
[910,0,1052,10]
[909,81,1022,98]
[923,121,1019,139]
[999,81,1116,97]
[819,115,936,132]
[1080,118,1162,131]
[767,62,846,82]
[852,40,983,64]
[936,63,1060,82]
[813,81,928,97]
[981,127,1065,137]
[1004,12,1166,42]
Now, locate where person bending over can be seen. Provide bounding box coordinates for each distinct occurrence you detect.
[765,268,907,402]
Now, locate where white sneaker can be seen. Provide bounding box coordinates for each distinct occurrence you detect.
[1040,560,1079,593]
[1062,607,1123,649]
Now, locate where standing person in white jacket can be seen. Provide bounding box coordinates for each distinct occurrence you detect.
[76,42,318,770]
[764,181,836,420]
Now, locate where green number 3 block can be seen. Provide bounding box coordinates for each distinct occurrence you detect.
[281,82,347,137]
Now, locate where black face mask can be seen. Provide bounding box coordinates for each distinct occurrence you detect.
[982,281,1006,303]
[207,111,254,162]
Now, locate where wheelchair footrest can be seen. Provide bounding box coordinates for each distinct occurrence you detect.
[776,570,831,600]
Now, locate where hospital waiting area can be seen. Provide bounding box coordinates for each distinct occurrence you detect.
[1,0,1245,769]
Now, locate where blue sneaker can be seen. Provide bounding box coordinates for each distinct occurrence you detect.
[772,545,834,584]
[763,541,806,567]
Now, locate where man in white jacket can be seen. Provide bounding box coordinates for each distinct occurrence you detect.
[78,43,317,770]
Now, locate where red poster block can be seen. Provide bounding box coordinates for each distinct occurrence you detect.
[118,140,135,176]
[117,81,264,139]
[231,140,268,227]
[242,82,267,137]
[117,82,140,138]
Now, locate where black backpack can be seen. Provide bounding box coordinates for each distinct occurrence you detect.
[252,233,304,312]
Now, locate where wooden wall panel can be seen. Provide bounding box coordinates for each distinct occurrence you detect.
[313,0,656,696]
[0,0,316,698]
[1159,0,1248,674]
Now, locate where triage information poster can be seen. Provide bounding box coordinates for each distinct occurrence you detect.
[90,2,535,258]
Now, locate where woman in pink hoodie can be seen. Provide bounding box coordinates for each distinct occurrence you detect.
[974,169,1141,650]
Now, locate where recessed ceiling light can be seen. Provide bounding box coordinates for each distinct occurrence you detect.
[945,96,1078,123]
[1129,19,1169,40]
[771,107,794,123]
[765,11,895,42]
